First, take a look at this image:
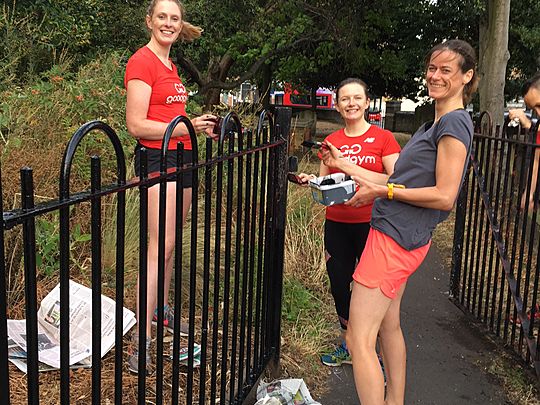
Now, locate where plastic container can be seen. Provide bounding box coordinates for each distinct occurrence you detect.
[309,173,356,206]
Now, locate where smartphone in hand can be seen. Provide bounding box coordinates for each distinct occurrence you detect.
[287,173,306,185]
[301,140,327,149]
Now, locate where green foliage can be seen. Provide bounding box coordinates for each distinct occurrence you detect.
[282,277,321,322]
[507,0,540,99]
[35,213,91,277]
[0,0,146,89]
[0,52,132,201]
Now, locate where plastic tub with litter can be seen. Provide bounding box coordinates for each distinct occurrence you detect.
[308,173,356,206]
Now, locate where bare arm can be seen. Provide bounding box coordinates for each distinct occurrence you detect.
[508,109,532,129]
[521,148,540,211]
[321,141,393,185]
[126,79,217,140]
[350,136,468,211]
[345,152,399,207]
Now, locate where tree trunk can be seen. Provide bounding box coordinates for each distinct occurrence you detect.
[202,54,235,111]
[478,0,511,128]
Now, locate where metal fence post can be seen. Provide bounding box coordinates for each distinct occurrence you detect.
[0,165,9,405]
[268,106,291,375]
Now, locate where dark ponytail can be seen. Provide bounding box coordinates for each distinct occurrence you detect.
[425,39,478,105]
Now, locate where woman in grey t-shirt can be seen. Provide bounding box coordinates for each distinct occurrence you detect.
[321,39,478,404]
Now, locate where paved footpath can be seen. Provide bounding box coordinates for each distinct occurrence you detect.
[319,245,512,405]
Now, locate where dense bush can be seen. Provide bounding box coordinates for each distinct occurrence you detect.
[0,0,147,90]
[0,52,132,203]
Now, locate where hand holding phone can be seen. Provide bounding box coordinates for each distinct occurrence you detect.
[287,173,305,184]
[212,116,223,135]
[301,140,327,149]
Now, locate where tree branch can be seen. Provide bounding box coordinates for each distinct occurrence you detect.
[200,36,320,91]
[175,49,204,86]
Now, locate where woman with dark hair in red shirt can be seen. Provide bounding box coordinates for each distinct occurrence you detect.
[299,78,400,368]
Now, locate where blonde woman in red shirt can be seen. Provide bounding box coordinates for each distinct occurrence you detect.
[124,0,217,374]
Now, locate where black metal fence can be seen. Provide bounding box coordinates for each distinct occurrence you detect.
[451,112,540,377]
[0,107,291,404]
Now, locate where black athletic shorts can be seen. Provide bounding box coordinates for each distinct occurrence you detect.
[134,143,193,187]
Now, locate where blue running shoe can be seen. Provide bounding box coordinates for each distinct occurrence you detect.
[321,343,352,367]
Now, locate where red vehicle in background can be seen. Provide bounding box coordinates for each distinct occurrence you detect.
[272,87,334,110]
[368,110,382,123]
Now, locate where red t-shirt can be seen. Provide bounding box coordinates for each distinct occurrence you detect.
[320,126,401,223]
[124,46,190,150]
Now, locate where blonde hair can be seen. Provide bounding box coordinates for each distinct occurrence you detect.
[146,0,203,42]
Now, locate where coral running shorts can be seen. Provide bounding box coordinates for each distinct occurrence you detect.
[353,228,431,299]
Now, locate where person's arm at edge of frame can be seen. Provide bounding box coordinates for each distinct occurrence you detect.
[126,79,217,140]
[521,146,540,211]
[351,135,468,210]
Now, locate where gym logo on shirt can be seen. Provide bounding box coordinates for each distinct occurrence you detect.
[166,83,188,104]
[339,143,376,165]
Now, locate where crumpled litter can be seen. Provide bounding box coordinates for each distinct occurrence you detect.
[255,378,321,405]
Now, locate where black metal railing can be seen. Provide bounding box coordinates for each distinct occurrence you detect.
[451,112,540,377]
[0,107,291,404]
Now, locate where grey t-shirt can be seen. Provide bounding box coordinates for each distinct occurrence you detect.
[371,108,473,250]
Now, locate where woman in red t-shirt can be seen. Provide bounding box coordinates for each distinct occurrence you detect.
[124,0,217,374]
[299,78,400,367]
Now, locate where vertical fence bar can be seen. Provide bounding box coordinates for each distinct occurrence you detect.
[171,143,184,404]
[238,129,254,400]
[268,107,291,369]
[198,137,213,405]
[155,158,168,405]
[490,130,506,330]
[21,168,40,405]
[210,136,225,405]
[497,137,515,336]
[470,135,486,313]
[246,127,261,384]
[262,125,276,368]
[0,165,10,405]
[450,167,469,298]
[230,131,244,404]
[475,136,492,319]
[186,141,199,405]
[90,156,102,405]
[114,178,126,405]
[255,125,269,370]
[220,138,235,403]
[59,173,71,405]
[507,138,529,344]
[137,149,149,405]
[250,123,266,378]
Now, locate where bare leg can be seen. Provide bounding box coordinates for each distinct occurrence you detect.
[161,186,192,307]
[136,184,192,337]
[347,282,393,405]
[379,282,407,405]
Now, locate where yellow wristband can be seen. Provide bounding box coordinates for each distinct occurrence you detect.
[387,183,405,200]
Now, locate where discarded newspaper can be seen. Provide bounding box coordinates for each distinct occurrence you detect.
[7,280,135,372]
[255,378,321,405]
